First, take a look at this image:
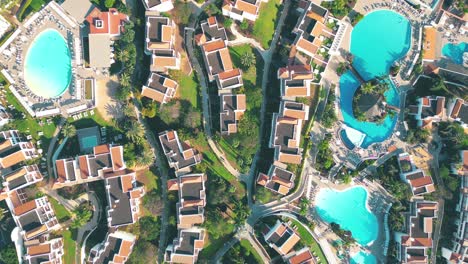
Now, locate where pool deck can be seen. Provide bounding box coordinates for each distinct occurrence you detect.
[309,176,393,263]
[0,2,106,118]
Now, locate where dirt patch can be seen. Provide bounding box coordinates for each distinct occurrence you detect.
[95,75,122,122]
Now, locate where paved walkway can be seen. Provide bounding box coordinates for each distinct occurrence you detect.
[76,192,100,264]
[41,188,78,211]
[228,25,265,54]
[46,118,66,184]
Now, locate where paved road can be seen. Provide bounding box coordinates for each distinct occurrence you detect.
[184,13,243,179]
[244,0,292,206]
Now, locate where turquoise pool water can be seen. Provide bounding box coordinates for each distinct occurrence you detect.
[24,29,72,98]
[81,135,98,151]
[350,10,411,80]
[340,72,399,147]
[315,186,378,245]
[339,10,410,147]
[442,42,467,64]
[350,251,377,264]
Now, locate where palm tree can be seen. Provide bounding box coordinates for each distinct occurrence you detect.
[122,104,136,118]
[127,122,145,142]
[136,148,154,166]
[240,52,255,69]
[62,123,76,138]
[116,49,130,62]
[361,82,375,94]
[120,73,131,87]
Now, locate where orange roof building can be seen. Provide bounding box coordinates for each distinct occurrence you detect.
[408,96,446,129]
[398,153,435,196]
[222,0,262,22]
[88,231,136,264]
[85,7,128,37]
[0,130,38,169]
[165,228,205,264]
[55,144,127,184]
[257,162,295,195]
[167,174,207,229]
[2,165,43,192]
[286,247,316,264]
[10,196,60,240]
[105,172,145,228]
[277,65,314,98]
[292,2,335,63]
[141,73,178,104]
[264,220,301,256]
[449,98,468,128]
[146,15,180,72]
[270,101,309,165]
[395,200,438,263]
[220,94,246,135]
[23,237,64,264]
[198,18,243,92]
[158,130,201,172]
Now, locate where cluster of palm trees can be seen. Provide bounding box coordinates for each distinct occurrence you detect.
[117,103,154,167]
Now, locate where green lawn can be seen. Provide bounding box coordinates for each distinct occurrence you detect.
[291,219,328,264]
[179,75,199,108]
[253,0,282,49]
[63,230,76,264]
[212,45,263,173]
[239,239,263,262]
[1,79,57,153]
[48,196,72,222]
[170,71,200,108]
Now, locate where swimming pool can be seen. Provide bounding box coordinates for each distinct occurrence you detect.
[350,251,377,264]
[442,42,467,65]
[340,72,399,147]
[81,135,98,152]
[24,29,72,98]
[315,186,378,245]
[339,10,410,147]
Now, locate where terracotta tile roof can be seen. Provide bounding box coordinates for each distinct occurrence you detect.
[296,37,319,55]
[27,243,50,256]
[119,240,133,257]
[121,174,133,192]
[207,16,216,26]
[152,56,178,67]
[409,176,433,188]
[236,0,258,15]
[451,99,464,119]
[110,146,124,171]
[279,153,302,164]
[218,68,241,80]
[78,156,89,179]
[142,86,165,102]
[280,233,301,255]
[1,151,27,168]
[423,27,437,61]
[0,139,12,152]
[219,48,234,70]
[203,39,225,53]
[94,144,110,155]
[86,7,128,36]
[14,199,37,215]
[56,160,66,183]
[288,249,314,264]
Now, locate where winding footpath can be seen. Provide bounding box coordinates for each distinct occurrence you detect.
[46,117,66,184]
